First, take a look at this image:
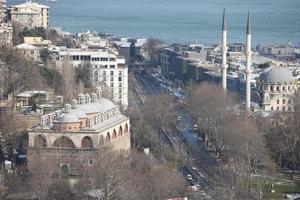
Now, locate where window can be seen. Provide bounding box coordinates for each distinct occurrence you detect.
[118,71,122,76]
[270,86,274,91]
[110,71,114,76]
[271,107,273,111]
[110,76,114,81]
[283,106,285,112]
[288,99,291,104]
[277,99,280,104]
[277,107,279,111]
[110,65,115,68]
[119,89,122,93]
[119,94,122,99]
[276,86,280,91]
[118,77,122,81]
[288,86,290,91]
[110,83,114,87]
[89,159,93,166]
[119,83,122,87]
[283,86,285,91]
[103,71,106,76]
[283,99,285,104]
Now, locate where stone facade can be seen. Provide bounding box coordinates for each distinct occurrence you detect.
[27,87,131,179]
[254,67,299,112]
[54,48,128,109]
[9,1,49,29]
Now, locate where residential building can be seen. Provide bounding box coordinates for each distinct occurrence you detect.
[54,48,128,109]
[24,36,52,48]
[15,43,40,61]
[0,22,12,46]
[113,38,149,64]
[9,0,49,29]
[0,0,7,22]
[16,90,47,108]
[257,44,296,61]
[27,88,130,183]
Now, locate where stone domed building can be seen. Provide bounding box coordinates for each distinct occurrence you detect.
[27,87,130,181]
[255,67,299,112]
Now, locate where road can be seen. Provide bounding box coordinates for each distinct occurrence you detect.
[133,73,221,199]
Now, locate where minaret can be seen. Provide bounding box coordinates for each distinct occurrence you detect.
[245,11,252,109]
[221,8,228,90]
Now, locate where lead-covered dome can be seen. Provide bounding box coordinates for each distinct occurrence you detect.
[260,67,295,83]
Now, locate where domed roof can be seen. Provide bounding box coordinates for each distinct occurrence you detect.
[72,109,88,118]
[260,67,295,83]
[56,113,80,123]
[77,98,117,114]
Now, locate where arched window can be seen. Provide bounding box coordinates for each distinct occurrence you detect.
[276,86,280,91]
[105,132,111,142]
[34,135,47,147]
[81,136,93,148]
[270,86,274,91]
[288,86,290,91]
[60,165,69,178]
[112,129,117,139]
[53,136,76,148]
[94,71,98,81]
[118,126,123,136]
[283,86,285,91]
[124,124,129,134]
[99,135,104,145]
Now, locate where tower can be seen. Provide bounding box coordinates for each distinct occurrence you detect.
[221,8,228,90]
[245,11,252,109]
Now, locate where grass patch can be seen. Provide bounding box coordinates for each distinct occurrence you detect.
[270,183,300,199]
[251,178,300,199]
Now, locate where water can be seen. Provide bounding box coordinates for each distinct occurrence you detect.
[9,0,300,45]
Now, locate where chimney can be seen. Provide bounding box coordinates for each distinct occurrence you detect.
[96,87,102,98]
[64,103,72,113]
[78,93,85,104]
[85,94,91,103]
[91,93,97,103]
[71,99,78,109]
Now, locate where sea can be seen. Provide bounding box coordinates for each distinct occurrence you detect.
[8,0,300,45]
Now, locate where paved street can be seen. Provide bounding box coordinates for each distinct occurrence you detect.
[133,73,221,199]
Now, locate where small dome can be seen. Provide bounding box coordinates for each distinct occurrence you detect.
[72,109,88,119]
[260,67,295,83]
[57,113,80,123]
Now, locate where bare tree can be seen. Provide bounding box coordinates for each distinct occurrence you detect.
[61,56,77,102]
[264,95,300,180]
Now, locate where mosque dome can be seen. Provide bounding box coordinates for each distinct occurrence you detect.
[56,113,80,123]
[260,67,295,84]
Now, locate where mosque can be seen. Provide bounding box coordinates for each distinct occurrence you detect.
[27,87,130,179]
[220,9,299,112]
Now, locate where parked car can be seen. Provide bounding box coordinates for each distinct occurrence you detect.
[285,194,300,200]
[193,124,198,132]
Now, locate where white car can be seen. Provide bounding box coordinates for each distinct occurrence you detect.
[186,174,192,180]
[285,194,300,200]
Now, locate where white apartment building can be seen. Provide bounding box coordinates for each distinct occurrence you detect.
[0,0,7,22]
[54,48,128,110]
[9,0,49,29]
[0,23,12,46]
